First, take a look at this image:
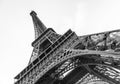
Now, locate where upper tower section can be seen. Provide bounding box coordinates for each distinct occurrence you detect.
[29,11,61,63]
[30,11,47,39]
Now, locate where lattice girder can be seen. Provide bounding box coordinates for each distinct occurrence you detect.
[47,50,120,83]
[15,47,120,84]
[14,29,80,84]
[93,65,120,83]
[78,29,120,51]
[41,49,120,83]
[38,49,120,83]
[14,28,120,84]
[16,49,120,84]
[88,65,120,84]
[14,11,120,84]
[75,73,109,84]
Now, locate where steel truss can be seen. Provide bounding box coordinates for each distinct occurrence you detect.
[14,11,120,84]
[14,38,120,84]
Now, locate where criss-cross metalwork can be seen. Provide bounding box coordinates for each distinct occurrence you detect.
[14,11,120,84]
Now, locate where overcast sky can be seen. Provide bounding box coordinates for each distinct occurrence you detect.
[1,0,120,84]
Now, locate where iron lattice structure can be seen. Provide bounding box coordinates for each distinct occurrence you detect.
[14,11,120,84]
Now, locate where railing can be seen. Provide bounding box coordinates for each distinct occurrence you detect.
[14,29,74,84]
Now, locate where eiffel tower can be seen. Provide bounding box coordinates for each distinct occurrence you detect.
[14,11,120,84]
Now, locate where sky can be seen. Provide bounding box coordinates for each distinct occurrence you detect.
[1,0,120,84]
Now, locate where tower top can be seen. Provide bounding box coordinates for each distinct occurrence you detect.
[30,11,37,16]
[30,11,47,39]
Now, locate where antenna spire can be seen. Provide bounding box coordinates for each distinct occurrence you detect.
[30,11,47,39]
